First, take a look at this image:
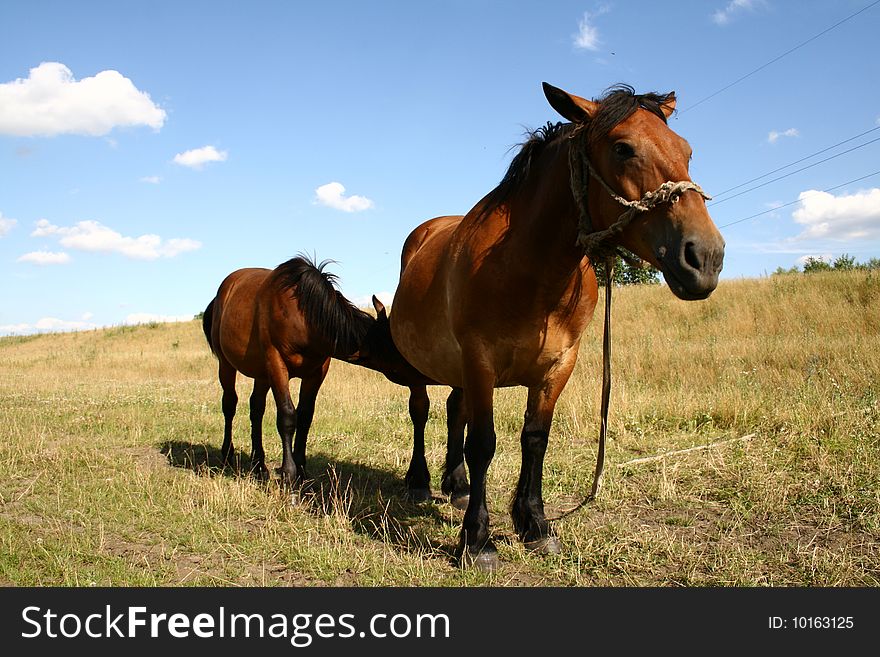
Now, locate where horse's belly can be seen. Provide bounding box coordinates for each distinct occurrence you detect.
[394,318,463,386]
[390,282,463,386]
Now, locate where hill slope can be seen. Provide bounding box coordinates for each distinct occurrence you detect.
[1,272,878,585]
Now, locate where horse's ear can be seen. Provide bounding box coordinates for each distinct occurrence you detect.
[372,295,387,320]
[660,93,676,119]
[543,82,598,123]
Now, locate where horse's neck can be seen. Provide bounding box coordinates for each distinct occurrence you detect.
[504,142,584,281]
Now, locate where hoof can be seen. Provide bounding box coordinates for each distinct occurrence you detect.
[524,536,562,555]
[459,548,498,573]
[450,494,470,511]
[250,464,269,481]
[406,487,432,503]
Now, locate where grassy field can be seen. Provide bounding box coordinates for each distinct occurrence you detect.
[1,271,878,586]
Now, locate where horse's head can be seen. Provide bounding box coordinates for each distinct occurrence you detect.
[346,296,436,386]
[544,82,725,300]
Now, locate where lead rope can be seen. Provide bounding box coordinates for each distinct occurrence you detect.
[590,255,614,499]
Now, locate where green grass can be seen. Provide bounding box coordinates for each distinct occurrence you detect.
[1,272,878,586]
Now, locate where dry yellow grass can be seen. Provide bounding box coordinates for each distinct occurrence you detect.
[1,271,878,585]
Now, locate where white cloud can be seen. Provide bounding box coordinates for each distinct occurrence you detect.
[17,250,71,265]
[0,311,193,337]
[574,14,601,50]
[0,62,166,137]
[0,316,97,335]
[792,188,880,240]
[0,323,31,334]
[0,212,16,237]
[573,6,611,51]
[173,145,227,169]
[124,313,193,325]
[140,175,161,184]
[31,218,202,260]
[314,182,374,213]
[712,0,758,25]
[768,128,799,144]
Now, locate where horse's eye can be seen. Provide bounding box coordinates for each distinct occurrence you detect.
[613,142,635,159]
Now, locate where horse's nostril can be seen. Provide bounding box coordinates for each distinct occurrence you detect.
[683,241,701,271]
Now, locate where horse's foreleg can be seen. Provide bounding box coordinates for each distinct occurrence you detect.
[291,360,329,485]
[218,358,238,468]
[510,359,576,555]
[248,378,270,480]
[441,386,469,510]
[405,384,431,502]
[458,363,498,572]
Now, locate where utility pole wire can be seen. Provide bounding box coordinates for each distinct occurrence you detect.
[678,0,880,115]
[712,125,880,199]
[708,135,880,207]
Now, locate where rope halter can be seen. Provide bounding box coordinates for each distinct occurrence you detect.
[567,123,712,265]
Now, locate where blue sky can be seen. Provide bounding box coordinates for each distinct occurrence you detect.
[1,0,879,334]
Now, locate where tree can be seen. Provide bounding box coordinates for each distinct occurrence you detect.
[774,254,879,276]
[802,256,832,273]
[593,253,661,286]
[832,253,857,271]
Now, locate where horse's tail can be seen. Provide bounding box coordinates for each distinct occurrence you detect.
[202,298,217,356]
[273,254,374,358]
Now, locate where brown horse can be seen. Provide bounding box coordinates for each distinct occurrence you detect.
[389,83,725,570]
[203,255,431,492]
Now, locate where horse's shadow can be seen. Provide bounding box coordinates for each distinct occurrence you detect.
[159,440,458,561]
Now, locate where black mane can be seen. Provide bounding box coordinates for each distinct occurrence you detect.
[273,254,374,358]
[479,84,674,219]
[477,121,573,218]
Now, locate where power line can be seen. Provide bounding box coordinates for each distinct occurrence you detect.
[718,169,880,229]
[708,135,880,207]
[712,125,880,199]
[678,0,880,115]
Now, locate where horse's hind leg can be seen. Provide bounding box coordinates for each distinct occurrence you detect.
[290,361,328,484]
[265,350,299,494]
[441,387,469,510]
[248,378,270,480]
[405,384,431,502]
[218,358,238,468]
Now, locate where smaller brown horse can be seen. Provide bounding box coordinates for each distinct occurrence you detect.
[203,255,431,491]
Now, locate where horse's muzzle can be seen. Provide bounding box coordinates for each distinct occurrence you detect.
[660,235,725,301]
